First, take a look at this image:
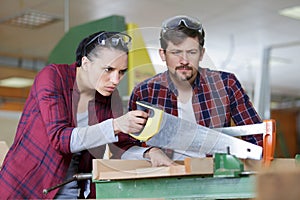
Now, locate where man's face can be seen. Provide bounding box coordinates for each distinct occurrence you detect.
[159,37,205,84]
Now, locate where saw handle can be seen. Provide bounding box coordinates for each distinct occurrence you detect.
[262,119,276,167]
[129,102,151,136]
[129,101,163,141]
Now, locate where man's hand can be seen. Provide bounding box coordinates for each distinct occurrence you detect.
[144,147,176,167]
[113,110,148,134]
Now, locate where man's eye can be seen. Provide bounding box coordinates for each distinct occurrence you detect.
[171,50,181,55]
[189,50,198,54]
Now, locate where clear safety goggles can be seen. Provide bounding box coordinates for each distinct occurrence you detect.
[162,15,203,33]
[84,31,132,55]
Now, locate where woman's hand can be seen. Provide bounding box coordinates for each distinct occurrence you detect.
[113,110,148,134]
[144,147,176,167]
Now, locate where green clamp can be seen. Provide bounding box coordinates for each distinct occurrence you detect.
[213,153,244,178]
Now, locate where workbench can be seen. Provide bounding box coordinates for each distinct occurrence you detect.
[92,156,260,199]
[92,156,300,199]
[94,174,255,199]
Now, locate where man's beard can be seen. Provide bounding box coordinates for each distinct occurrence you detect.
[173,66,194,81]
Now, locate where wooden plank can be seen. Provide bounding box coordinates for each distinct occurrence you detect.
[184,157,214,174]
[93,159,186,180]
[242,159,263,172]
[93,159,151,180]
[93,158,297,180]
[184,158,264,174]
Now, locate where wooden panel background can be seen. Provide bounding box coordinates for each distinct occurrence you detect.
[271,109,299,158]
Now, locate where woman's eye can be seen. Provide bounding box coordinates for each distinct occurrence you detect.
[119,69,128,75]
[105,67,113,72]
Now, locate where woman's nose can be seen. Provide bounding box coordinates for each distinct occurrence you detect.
[110,72,121,85]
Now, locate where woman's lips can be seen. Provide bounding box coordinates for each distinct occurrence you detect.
[106,86,115,92]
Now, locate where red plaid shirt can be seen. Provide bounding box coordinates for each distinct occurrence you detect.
[0,63,139,199]
[129,67,263,146]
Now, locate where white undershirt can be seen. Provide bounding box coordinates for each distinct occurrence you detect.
[177,99,196,124]
[173,92,206,160]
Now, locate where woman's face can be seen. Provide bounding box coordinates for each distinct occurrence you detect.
[83,48,128,96]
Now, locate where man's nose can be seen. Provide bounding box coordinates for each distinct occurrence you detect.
[179,52,190,64]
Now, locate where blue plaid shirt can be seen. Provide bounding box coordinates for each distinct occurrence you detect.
[129,67,263,146]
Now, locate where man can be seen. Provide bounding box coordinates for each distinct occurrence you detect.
[128,15,263,160]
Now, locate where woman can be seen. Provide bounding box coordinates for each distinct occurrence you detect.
[0,31,149,199]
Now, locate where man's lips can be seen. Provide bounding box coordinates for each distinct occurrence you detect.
[176,66,192,71]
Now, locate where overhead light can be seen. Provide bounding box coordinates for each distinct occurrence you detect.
[0,77,34,88]
[0,10,61,29]
[279,6,300,20]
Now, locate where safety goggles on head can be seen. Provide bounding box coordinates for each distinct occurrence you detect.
[84,31,132,56]
[162,15,203,33]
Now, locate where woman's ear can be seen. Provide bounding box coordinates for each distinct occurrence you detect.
[159,48,166,61]
[81,56,90,71]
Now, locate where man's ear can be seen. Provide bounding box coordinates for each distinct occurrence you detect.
[159,48,166,61]
[81,56,90,71]
[200,47,206,61]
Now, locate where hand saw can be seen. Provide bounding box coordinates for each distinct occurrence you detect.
[129,101,263,160]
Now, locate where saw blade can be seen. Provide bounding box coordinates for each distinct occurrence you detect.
[145,112,262,160]
[214,123,266,137]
